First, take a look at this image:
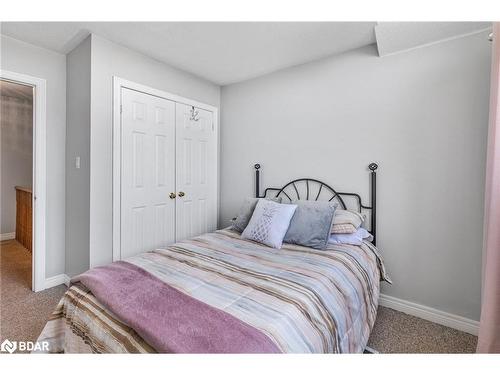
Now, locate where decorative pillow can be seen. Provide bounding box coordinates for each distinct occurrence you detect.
[283,201,337,250]
[241,200,297,249]
[328,227,373,246]
[232,197,282,232]
[331,209,365,234]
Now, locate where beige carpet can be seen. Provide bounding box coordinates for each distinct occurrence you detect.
[0,240,66,352]
[0,239,477,353]
[368,306,477,353]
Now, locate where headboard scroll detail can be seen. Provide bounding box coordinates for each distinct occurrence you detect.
[254,163,379,246]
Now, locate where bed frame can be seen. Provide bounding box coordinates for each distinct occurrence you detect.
[253,163,379,246]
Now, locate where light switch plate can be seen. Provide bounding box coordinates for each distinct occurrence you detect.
[75,156,80,169]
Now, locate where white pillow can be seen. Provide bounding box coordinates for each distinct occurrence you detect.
[241,199,297,249]
[328,227,373,246]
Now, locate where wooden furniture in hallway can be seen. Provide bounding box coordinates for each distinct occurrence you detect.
[15,186,32,252]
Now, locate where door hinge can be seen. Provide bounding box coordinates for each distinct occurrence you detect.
[120,104,123,114]
[212,121,214,131]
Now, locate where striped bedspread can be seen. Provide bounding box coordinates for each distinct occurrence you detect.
[36,228,389,353]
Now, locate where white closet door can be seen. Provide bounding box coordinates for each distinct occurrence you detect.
[121,88,176,259]
[175,103,217,241]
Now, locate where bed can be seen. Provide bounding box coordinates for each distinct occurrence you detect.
[35,163,389,353]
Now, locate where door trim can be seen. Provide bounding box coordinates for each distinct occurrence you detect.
[112,77,219,261]
[1,69,47,292]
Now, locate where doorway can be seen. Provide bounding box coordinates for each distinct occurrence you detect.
[0,70,47,292]
[0,79,34,290]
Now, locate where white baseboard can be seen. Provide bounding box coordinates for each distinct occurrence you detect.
[379,293,479,336]
[63,274,71,287]
[0,232,16,241]
[44,274,68,289]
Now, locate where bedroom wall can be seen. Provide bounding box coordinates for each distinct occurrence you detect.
[88,34,221,268]
[0,35,67,278]
[65,36,91,277]
[220,31,491,321]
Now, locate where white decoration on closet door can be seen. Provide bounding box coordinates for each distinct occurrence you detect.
[199,199,207,234]
[154,203,169,251]
[132,206,146,254]
[199,140,207,185]
[121,88,176,259]
[155,107,166,124]
[183,200,194,238]
[132,131,145,188]
[155,134,167,187]
[175,103,217,241]
[183,138,192,186]
[133,101,146,120]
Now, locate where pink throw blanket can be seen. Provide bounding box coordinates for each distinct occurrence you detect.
[72,261,280,353]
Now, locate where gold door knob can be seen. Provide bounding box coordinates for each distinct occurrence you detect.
[169,192,176,199]
[178,191,185,197]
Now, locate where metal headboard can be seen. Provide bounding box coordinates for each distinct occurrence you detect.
[254,162,379,245]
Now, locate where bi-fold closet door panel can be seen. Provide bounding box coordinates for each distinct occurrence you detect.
[120,89,217,260]
[121,88,176,259]
[175,103,217,241]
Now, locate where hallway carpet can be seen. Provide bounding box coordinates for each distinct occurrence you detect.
[0,240,66,352]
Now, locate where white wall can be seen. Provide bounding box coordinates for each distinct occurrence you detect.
[1,35,66,278]
[88,34,220,267]
[65,36,91,277]
[0,91,32,234]
[220,31,491,321]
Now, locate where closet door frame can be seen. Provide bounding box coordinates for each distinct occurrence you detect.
[112,77,219,262]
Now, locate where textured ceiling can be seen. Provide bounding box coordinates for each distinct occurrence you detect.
[1,22,377,85]
[0,22,492,85]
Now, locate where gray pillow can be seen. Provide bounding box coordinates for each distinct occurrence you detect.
[232,197,282,232]
[283,201,337,250]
